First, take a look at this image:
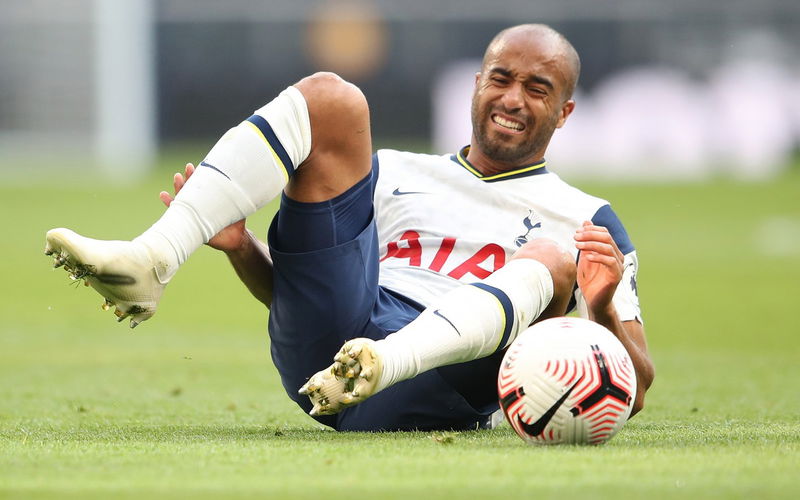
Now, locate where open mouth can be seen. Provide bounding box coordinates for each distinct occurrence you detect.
[491,114,525,132]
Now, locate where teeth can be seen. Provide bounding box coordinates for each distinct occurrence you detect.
[493,115,523,131]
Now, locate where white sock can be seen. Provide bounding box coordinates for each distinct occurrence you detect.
[134,86,311,281]
[374,259,554,391]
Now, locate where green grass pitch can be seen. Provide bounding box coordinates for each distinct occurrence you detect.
[1,159,798,499]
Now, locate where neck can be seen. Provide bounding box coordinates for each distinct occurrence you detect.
[465,142,545,176]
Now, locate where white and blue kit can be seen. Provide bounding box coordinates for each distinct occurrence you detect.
[376,147,641,324]
[266,146,641,431]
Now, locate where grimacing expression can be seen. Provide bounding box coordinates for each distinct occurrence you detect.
[470,32,575,165]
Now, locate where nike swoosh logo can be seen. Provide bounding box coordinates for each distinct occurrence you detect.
[200,161,231,180]
[392,188,427,196]
[518,379,580,437]
[433,309,461,336]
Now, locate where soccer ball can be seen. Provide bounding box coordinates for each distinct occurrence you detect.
[497,317,636,445]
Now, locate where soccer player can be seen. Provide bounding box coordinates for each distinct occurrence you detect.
[45,24,654,431]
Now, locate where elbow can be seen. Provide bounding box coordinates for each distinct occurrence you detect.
[640,356,656,393]
[629,359,654,418]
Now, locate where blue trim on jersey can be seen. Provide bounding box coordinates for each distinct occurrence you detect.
[450,146,548,182]
[591,204,635,254]
[371,152,380,177]
[246,115,295,177]
[471,282,514,352]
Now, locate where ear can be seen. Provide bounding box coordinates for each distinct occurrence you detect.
[556,100,575,129]
[474,72,481,86]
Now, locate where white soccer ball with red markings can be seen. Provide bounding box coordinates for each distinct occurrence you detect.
[497,317,636,445]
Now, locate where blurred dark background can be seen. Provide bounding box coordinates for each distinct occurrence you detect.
[2,0,800,179]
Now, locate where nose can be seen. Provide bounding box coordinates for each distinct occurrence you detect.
[500,82,524,110]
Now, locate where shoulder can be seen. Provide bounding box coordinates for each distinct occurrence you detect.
[529,172,610,218]
[538,173,634,253]
[545,172,608,205]
[373,149,455,183]
[374,149,451,165]
[591,204,635,254]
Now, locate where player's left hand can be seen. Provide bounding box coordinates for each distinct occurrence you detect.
[574,221,624,316]
[159,163,249,253]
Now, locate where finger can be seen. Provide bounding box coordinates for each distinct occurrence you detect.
[578,243,624,267]
[576,221,610,234]
[577,220,602,232]
[575,240,617,256]
[159,191,174,207]
[574,228,623,259]
[575,225,611,239]
[574,232,614,245]
[173,172,185,194]
[579,251,621,269]
[185,163,195,178]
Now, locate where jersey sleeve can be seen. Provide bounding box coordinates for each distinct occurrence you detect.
[574,204,643,323]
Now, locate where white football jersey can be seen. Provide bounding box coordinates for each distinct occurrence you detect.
[374,148,642,323]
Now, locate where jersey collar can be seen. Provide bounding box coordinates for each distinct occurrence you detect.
[450,146,548,182]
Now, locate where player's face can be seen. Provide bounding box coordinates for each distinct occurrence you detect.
[471,35,575,166]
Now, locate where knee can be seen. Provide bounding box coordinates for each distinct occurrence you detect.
[511,239,576,300]
[294,72,369,130]
[284,73,372,201]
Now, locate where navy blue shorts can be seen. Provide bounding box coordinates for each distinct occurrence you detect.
[267,164,502,431]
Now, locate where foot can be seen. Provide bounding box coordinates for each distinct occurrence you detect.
[299,338,383,416]
[44,228,169,328]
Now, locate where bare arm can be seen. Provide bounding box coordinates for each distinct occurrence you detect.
[222,229,273,308]
[574,221,654,417]
[589,312,652,417]
[161,163,274,308]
